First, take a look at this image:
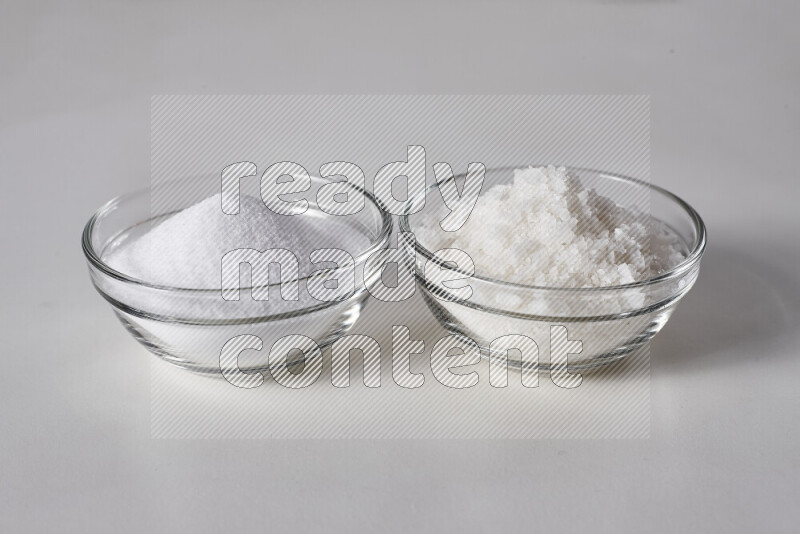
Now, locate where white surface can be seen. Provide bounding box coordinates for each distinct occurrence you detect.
[1,0,799,532]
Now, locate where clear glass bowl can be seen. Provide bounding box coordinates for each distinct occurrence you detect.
[83,176,392,374]
[400,166,706,371]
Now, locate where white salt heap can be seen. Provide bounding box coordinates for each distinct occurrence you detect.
[416,166,685,288]
[106,194,321,289]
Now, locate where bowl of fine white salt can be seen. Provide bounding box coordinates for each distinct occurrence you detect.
[83,176,392,374]
[401,166,706,371]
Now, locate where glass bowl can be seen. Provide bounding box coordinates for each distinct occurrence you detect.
[83,176,392,375]
[400,166,706,371]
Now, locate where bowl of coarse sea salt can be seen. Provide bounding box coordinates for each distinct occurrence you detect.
[83,176,391,374]
[401,166,706,371]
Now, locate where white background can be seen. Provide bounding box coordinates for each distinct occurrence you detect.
[1,1,798,532]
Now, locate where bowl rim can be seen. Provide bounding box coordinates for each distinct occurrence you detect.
[398,165,707,293]
[82,175,393,293]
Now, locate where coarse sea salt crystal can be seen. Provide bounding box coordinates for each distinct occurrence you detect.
[415,165,685,289]
[412,166,690,367]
